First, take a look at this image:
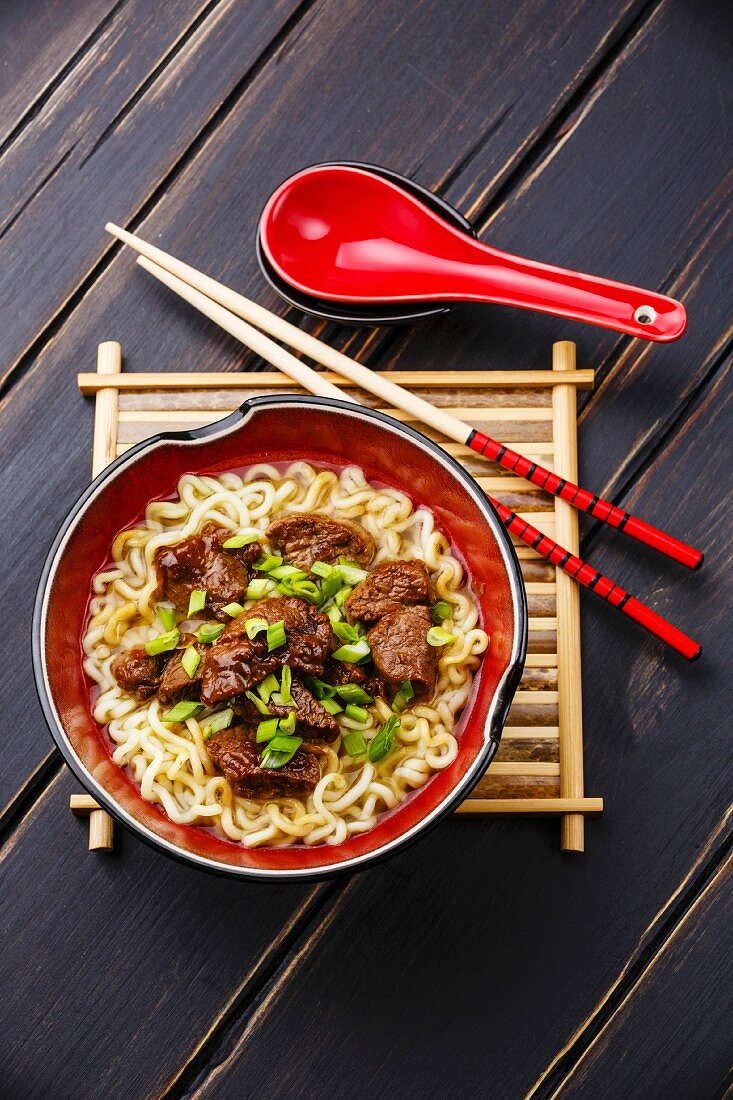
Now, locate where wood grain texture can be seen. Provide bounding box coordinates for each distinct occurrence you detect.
[0,0,729,1096]
[174,349,733,1100]
[0,0,305,388]
[0,0,646,819]
[383,0,733,460]
[0,771,329,1100]
[555,852,732,1100]
[0,0,119,145]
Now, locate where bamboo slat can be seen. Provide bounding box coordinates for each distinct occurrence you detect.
[74,342,601,853]
[552,341,586,853]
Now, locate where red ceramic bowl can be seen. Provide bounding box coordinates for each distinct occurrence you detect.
[33,397,527,881]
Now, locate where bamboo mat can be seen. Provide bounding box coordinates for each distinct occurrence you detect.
[76,343,602,853]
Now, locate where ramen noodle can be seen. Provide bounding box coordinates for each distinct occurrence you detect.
[83,462,489,848]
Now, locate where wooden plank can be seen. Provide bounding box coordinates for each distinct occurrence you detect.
[0,772,327,1100]
[381,0,732,458]
[0,0,636,818]
[0,0,306,389]
[0,3,728,1096]
[0,0,118,144]
[180,349,733,1100]
[0,0,643,389]
[553,854,733,1099]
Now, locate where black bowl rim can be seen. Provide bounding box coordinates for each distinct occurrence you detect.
[33,395,527,882]
[256,160,477,326]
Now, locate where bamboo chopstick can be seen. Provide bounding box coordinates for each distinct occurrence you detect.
[123,244,701,661]
[105,223,703,571]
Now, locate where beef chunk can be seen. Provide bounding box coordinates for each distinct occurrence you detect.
[233,676,339,741]
[321,657,384,699]
[155,523,261,621]
[322,656,367,688]
[157,633,206,705]
[267,512,375,570]
[206,726,321,800]
[236,597,332,676]
[345,559,431,622]
[112,647,162,701]
[200,597,332,706]
[367,605,436,699]
[200,638,281,706]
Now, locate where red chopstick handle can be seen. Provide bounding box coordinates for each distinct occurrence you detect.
[471,431,703,570]
[494,502,702,661]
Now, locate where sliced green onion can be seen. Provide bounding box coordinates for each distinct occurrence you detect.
[303,676,337,700]
[331,620,360,644]
[257,674,280,702]
[368,715,401,763]
[267,619,287,651]
[244,616,269,641]
[197,622,225,644]
[392,679,415,713]
[268,734,301,753]
[343,730,368,759]
[259,735,302,769]
[280,665,292,703]
[431,600,453,623]
[269,564,307,581]
[321,696,343,715]
[427,626,458,647]
[202,707,233,740]
[326,604,343,624]
[269,692,287,706]
[245,690,271,716]
[338,558,368,585]
[158,603,177,631]
[221,602,244,618]
[289,580,322,604]
[180,645,201,679]
[254,553,283,573]
[310,560,334,579]
[162,700,205,723]
[145,628,180,656]
[278,712,297,736]
[222,531,260,549]
[320,571,344,602]
[344,704,369,723]
[187,588,207,618]
[245,578,275,601]
[332,638,371,663]
[334,683,373,705]
[256,717,280,742]
[334,585,353,608]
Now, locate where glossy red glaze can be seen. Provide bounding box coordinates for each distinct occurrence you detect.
[36,400,525,878]
[260,165,687,342]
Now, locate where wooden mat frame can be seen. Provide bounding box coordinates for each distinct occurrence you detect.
[76,342,602,853]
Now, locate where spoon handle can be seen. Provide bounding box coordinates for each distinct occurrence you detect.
[454,241,686,342]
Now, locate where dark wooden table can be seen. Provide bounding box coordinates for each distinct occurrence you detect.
[1,2,730,1097]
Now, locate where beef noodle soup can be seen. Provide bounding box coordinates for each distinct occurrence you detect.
[83,462,489,848]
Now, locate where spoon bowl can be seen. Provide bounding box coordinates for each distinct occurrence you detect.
[259,163,687,341]
[257,161,476,325]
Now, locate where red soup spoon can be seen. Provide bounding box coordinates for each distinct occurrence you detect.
[259,164,686,342]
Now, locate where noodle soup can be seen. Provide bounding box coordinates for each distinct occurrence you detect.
[84,461,489,848]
